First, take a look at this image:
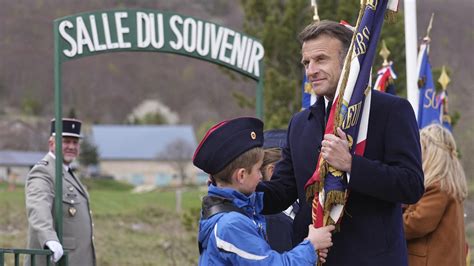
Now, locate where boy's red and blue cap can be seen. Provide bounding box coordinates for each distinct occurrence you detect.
[193,117,263,175]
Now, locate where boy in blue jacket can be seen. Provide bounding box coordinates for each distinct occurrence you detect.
[193,117,334,265]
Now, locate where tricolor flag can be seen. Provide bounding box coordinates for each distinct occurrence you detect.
[304,0,397,239]
[374,61,397,94]
[417,39,443,129]
[302,73,317,109]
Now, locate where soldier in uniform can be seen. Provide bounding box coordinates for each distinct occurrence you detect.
[25,118,95,266]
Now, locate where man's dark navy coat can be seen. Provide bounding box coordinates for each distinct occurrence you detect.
[258,91,424,265]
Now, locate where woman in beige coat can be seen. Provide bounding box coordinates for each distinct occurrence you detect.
[403,124,468,266]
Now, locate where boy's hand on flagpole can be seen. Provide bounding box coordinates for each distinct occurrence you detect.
[318,248,329,263]
[321,127,352,173]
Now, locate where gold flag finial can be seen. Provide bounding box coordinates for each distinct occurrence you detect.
[438,66,450,91]
[379,40,391,66]
[311,0,320,22]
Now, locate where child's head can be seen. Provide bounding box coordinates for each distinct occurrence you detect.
[261,148,281,181]
[420,123,467,201]
[193,117,264,195]
[260,130,286,181]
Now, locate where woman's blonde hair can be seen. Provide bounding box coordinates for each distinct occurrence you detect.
[420,124,468,201]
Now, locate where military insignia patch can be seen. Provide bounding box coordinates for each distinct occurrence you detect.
[36,160,49,166]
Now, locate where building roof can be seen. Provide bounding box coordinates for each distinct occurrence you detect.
[0,150,44,166]
[91,125,197,160]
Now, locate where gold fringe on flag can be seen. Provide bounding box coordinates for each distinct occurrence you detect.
[305,158,327,203]
[305,183,318,203]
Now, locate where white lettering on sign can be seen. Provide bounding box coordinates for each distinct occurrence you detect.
[137,12,164,49]
[115,12,131,48]
[76,17,95,55]
[219,28,234,64]
[58,11,264,77]
[183,18,197,53]
[89,15,107,52]
[102,13,119,49]
[169,15,183,50]
[247,41,264,77]
[196,21,210,56]
[210,24,224,60]
[59,20,77,57]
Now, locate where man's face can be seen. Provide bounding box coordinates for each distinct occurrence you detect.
[240,156,263,196]
[301,35,344,100]
[49,136,80,164]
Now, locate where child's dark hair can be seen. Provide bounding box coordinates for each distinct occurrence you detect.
[213,147,263,184]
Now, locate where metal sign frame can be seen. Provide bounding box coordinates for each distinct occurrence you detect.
[52,8,264,257]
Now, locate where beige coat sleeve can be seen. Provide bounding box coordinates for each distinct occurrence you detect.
[25,165,59,247]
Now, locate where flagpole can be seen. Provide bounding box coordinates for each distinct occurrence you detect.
[425,13,434,54]
[311,0,320,22]
[404,0,418,118]
[301,0,320,110]
[379,40,391,66]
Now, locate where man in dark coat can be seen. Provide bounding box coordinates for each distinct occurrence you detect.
[258,20,424,265]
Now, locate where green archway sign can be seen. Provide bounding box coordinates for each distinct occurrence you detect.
[52,9,264,248]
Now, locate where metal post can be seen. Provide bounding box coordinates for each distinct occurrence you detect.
[404,0,418,118]
[53,19,64,248]
[256,63,264,119]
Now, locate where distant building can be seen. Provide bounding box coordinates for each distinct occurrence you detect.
[0,150,45,184]
[91,125,206,186]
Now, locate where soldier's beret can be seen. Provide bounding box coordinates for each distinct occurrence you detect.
[51,118,82,138]
[193,117,263,175]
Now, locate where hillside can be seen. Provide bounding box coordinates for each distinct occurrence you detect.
[0,0,255,129]
[0,0,472,177]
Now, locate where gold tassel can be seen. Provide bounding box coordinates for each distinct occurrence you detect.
[324,190,346,210]
[305,183,318,203]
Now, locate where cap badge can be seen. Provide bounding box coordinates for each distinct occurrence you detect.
[72,124,75,129]
[250,131,256,140]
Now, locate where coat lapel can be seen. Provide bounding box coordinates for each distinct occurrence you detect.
[46,153,89,198]
[64,169,89,198]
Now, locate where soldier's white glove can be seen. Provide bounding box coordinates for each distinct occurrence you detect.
[45,240,64,262]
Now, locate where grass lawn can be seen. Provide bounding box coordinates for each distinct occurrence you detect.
[2,179,473,265]
[0,180,206,265]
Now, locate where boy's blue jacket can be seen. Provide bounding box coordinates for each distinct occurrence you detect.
[198,185,317,265]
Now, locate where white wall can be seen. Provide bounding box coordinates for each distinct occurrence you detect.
[99,160,200,186]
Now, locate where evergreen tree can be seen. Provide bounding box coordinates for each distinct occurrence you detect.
[79,137,99,167]
[67,108,77,119]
